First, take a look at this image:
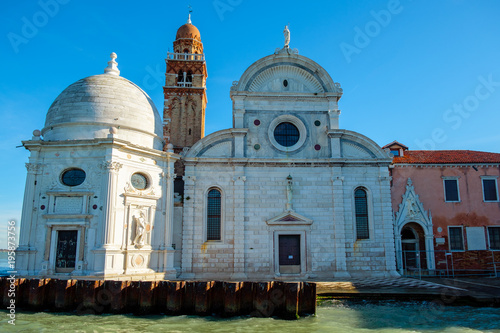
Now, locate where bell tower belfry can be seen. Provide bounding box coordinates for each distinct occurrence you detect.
[163,14,207,149]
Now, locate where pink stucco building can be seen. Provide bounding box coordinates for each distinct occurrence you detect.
[386,141,500,276]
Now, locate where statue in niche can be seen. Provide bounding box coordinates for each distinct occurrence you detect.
[283,25,290,48]
[406,197,418,217]
[133,211,147,247]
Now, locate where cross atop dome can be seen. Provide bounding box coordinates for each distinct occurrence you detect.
[187,4,193,24]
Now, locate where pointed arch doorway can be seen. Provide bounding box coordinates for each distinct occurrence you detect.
[394,179,435,275]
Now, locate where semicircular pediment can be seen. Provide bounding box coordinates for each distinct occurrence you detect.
[247,64,325,93]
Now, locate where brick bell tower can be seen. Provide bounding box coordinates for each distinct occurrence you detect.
[163,14,207,149]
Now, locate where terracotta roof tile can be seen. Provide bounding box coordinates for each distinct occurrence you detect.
[393,150,500,164]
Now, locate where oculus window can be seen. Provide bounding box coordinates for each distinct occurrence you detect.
[131,173,148,190]
[61,168,86,187]
[268,115,307,152]
[274,122,300,147]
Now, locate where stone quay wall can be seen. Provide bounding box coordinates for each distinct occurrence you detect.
[0,278,316,319]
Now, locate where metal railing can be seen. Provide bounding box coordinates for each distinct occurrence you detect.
[397,249,500,279]
[167,52,204,61]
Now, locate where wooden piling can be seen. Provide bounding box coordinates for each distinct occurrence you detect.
[28,278,47,310]
[154,280,169,313]
[166,281,184,314]
[53,279,76,311]
[239,281,253,315]
[1,277,11,308]
[298,282,316,316]
[270,281,286,317]
[104,280,127,313]
[126,281,140,314]
[76,280,103,315]
[194,281,212,315]
[17,278,29,308]
[253,282,273,317]
[139,281,156,314]
[182,281,195,314]
[210,281,224,315]
[223,282,241,317]
[284,282,299,319]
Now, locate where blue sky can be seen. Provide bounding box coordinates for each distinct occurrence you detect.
[1,0,500,248]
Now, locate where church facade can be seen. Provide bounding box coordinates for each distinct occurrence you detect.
[15,18,401,280]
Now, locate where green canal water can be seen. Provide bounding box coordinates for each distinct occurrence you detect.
[2,300,500,332]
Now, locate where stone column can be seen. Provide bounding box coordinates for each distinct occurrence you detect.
[98,161,122,248]
[231,175,247,280]
[331,168,350,278]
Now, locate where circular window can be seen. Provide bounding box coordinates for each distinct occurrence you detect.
[61,168,86,187]
[274,122,300,147]
[268,115,307,152]
[131,173,148,190]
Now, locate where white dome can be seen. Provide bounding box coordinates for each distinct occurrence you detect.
[42,73,163,150]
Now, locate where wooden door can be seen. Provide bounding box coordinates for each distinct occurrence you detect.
[279,235,301,274]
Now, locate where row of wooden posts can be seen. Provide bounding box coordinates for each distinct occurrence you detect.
[1,278,316,319]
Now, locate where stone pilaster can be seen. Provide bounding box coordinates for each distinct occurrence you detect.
[162,170,177,278]
[19,163,42,248]
[231,175,247,279]
[17,163,42,275]
[180,174,196,279]
[98,161,122,248]
[378,169,399,276]
[331,168,350,278]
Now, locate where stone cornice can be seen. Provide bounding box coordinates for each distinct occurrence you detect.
[183,158,392,167]
[393,163,500,168]
[21,138,179,160]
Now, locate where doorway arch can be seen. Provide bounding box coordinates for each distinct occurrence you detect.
[394,179,435,274]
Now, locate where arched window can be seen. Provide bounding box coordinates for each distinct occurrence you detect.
[207,188,222,240]
[177,70,184,83]
[355,188,369,239]
[186,70,193,82]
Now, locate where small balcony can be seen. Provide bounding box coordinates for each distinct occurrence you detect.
[167,52,205,61]
[177,81,193,88]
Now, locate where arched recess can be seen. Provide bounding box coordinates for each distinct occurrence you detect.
[394,178,435,273]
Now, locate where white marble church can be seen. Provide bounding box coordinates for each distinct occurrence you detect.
[16,18,399,280]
